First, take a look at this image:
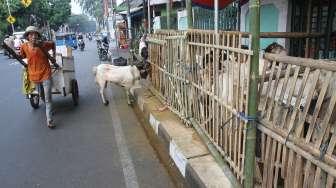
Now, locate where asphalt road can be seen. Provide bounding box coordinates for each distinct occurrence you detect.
[0,41,175,188]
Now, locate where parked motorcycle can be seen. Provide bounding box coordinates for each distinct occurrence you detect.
[78,39,85,51]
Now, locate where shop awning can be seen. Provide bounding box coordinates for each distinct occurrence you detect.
[192,0,248,9]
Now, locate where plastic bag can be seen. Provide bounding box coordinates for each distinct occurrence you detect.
[22,68,35,95]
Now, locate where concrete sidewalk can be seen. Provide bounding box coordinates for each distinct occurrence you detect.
[132,87,240,188]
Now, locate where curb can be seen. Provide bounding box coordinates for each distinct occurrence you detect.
[132,87,239,188]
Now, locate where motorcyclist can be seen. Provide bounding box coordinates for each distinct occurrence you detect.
[97,35,109,61]
[77,34,83,40]
[102,35,109,48]
[77,34,85,50]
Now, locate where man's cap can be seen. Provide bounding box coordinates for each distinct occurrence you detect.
[23,26,41,39]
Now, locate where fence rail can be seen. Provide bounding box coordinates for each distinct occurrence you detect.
[147,29,336,187]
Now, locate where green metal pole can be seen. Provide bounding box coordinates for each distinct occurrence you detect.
[244,0,260,187]
[167,0,171,29]
[214,0,218,33]
[324,0,334,58]
[186,0,192,29]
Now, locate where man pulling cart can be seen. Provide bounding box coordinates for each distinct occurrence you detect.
[2,26,79,129]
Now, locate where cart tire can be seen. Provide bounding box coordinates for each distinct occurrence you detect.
[71,79,79,106]
[30,94,40,109]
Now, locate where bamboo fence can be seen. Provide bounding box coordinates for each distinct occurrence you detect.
[147,29,336,187]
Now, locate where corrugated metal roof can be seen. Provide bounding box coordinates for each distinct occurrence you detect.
[116,0,183,12]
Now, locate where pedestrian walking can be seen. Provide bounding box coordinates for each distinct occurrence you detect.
[20,26,59,128]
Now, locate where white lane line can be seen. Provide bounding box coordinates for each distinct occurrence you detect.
[109,98,139,188]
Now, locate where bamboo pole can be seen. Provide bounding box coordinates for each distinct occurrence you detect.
[185,29,323,39]
[324,0,335,58]
[264,53,336,71]
[186,0,192,29]
[166,0,171,29]
[148,0,151,33]
[237,2,241,31]
[214,0,218,33]
[304,0,312,58]
[260,32,323,38]
[244,0,260,187]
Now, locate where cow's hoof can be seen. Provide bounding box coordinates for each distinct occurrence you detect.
[104,100,109,106]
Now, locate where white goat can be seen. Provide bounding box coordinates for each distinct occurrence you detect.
[93,63,145,105]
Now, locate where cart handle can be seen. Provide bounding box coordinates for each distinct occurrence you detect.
[2,42,28,67]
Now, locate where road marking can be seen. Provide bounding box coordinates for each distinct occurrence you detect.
[109,98,139,188]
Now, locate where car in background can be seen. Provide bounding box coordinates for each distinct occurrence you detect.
[12,31,25,54]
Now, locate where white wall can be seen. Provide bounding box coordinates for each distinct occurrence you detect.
[240,0,289,48]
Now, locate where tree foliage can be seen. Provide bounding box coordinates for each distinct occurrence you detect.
[76,0,104,26]
[0,0,71,40]
[67,14,95,32]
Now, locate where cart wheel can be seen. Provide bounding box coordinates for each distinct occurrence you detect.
[71,79,79,106]
[30,94,40,109]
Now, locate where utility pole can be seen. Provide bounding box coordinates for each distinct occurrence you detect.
[111,0,119,56]
[244,0,260,187]
[186,0,192,29]
[143,0,147,33]
[166,0,171,29]
[104,0,109,34]
[5,0,15,33]
[126,0,132,47]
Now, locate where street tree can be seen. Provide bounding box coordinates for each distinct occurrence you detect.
[0,0,71,40]
[67,14,95,32]
[76,0,104,28]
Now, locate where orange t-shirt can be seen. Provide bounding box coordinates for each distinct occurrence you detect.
[20,41,54,83]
